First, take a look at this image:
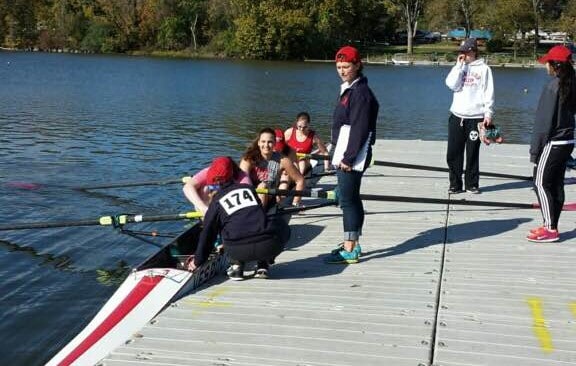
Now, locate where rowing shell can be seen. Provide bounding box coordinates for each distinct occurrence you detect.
[45,160,326,366]
[45,224,230,366]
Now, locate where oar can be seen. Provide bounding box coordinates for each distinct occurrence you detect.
[0,211,203,231]
[7,170,328,193]
[259,188,576,211]
[297,153,532,181]
[75,176,193,190]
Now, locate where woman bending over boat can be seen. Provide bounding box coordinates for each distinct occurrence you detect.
[182,158,251,215]
[240,127,305,208]
[188,156,289,280]
[284,112,331,175]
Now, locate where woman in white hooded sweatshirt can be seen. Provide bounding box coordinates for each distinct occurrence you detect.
[445,38,494,194]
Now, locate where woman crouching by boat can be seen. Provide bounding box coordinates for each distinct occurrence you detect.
[240,127,305,208]
[187,156,289,280]
[182,158,252,215]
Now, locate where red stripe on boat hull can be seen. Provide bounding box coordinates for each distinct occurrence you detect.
[58,275,163,366]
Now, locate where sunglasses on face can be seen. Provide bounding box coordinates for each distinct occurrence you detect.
[296,125,308,130]
[205,184,221,193]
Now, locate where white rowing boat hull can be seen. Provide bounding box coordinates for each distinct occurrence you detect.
[46,248,230,366]
[46,268,191,366]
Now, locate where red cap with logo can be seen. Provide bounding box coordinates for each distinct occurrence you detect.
[335,46,361,63]
[206,156,234,185]
[538,45,572,64]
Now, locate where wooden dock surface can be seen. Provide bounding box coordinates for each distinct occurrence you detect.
[101,140,576,366]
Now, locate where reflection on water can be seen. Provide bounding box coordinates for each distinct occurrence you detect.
[95,260,131,286]
[0,239,74,270]
[0,51,550,365]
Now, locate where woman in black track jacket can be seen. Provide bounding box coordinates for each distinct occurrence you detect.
[528,45,576,243]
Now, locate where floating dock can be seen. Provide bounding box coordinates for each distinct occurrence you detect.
[101,140,576,366]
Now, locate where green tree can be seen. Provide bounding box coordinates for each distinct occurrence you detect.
[487,0,534,57]
[178,0,208,50]
[232,0,313,59]
[96,0,140,51]
[423,0,458,33]
[383,0,425,54]
[559,0,576,38]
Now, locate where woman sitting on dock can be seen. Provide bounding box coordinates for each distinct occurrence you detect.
[284,111,331,175]
[187,156,289,280]
[240,127,305,208]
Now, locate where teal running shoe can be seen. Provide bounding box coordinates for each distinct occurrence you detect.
[325,248,359,264]
[331,243,362,257]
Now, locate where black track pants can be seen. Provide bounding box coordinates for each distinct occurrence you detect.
[446,114,483,190]
[533,142,574,230]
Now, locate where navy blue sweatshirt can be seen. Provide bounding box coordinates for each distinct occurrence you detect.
[530,77,575,163]
[331,76,379,167]
[193,183,275,267]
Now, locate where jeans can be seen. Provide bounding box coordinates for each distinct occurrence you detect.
[336,169,364,241]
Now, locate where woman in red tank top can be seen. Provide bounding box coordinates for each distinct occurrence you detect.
[284,112,330,174]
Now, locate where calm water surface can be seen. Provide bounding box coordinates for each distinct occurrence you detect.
[0,51,549,365]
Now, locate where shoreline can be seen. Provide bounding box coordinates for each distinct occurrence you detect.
[2,48,546,68]
[306,58,545,68]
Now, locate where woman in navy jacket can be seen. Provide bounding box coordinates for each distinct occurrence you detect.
[326,46,379,264]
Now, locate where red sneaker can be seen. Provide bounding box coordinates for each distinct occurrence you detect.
[529,226,544,234]
[526,227,559,243]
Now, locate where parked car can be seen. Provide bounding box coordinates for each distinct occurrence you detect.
[393,30,440,44]
[448,27,492,41]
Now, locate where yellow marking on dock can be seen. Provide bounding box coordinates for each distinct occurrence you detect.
[183,287,232,309]
[570,302,576,319]
[527,297,554,353]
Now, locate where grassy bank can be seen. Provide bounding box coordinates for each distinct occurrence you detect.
[363,40,550,65]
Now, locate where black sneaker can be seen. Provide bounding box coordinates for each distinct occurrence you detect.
[448,187,464,194]
[254,268,269,279]
[226,264,245,281]
[466,187,481,194]
[254,261,270,279]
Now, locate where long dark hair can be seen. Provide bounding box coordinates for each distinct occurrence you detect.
[242,127,275,164]
[551,61,576,111]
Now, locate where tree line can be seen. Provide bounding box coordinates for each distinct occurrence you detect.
[1,0,575,59]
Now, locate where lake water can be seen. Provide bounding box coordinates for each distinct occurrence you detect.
[0,51,550,365]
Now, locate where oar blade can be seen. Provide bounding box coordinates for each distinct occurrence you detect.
[76,176,192,191]
[0,211,203,231]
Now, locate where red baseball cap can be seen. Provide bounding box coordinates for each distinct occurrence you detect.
[335,46,361,63]
[538,45,572,64]
[206,156,233,185]
[273,128,286,152]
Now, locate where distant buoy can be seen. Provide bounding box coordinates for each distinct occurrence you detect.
[523,88,528,93]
